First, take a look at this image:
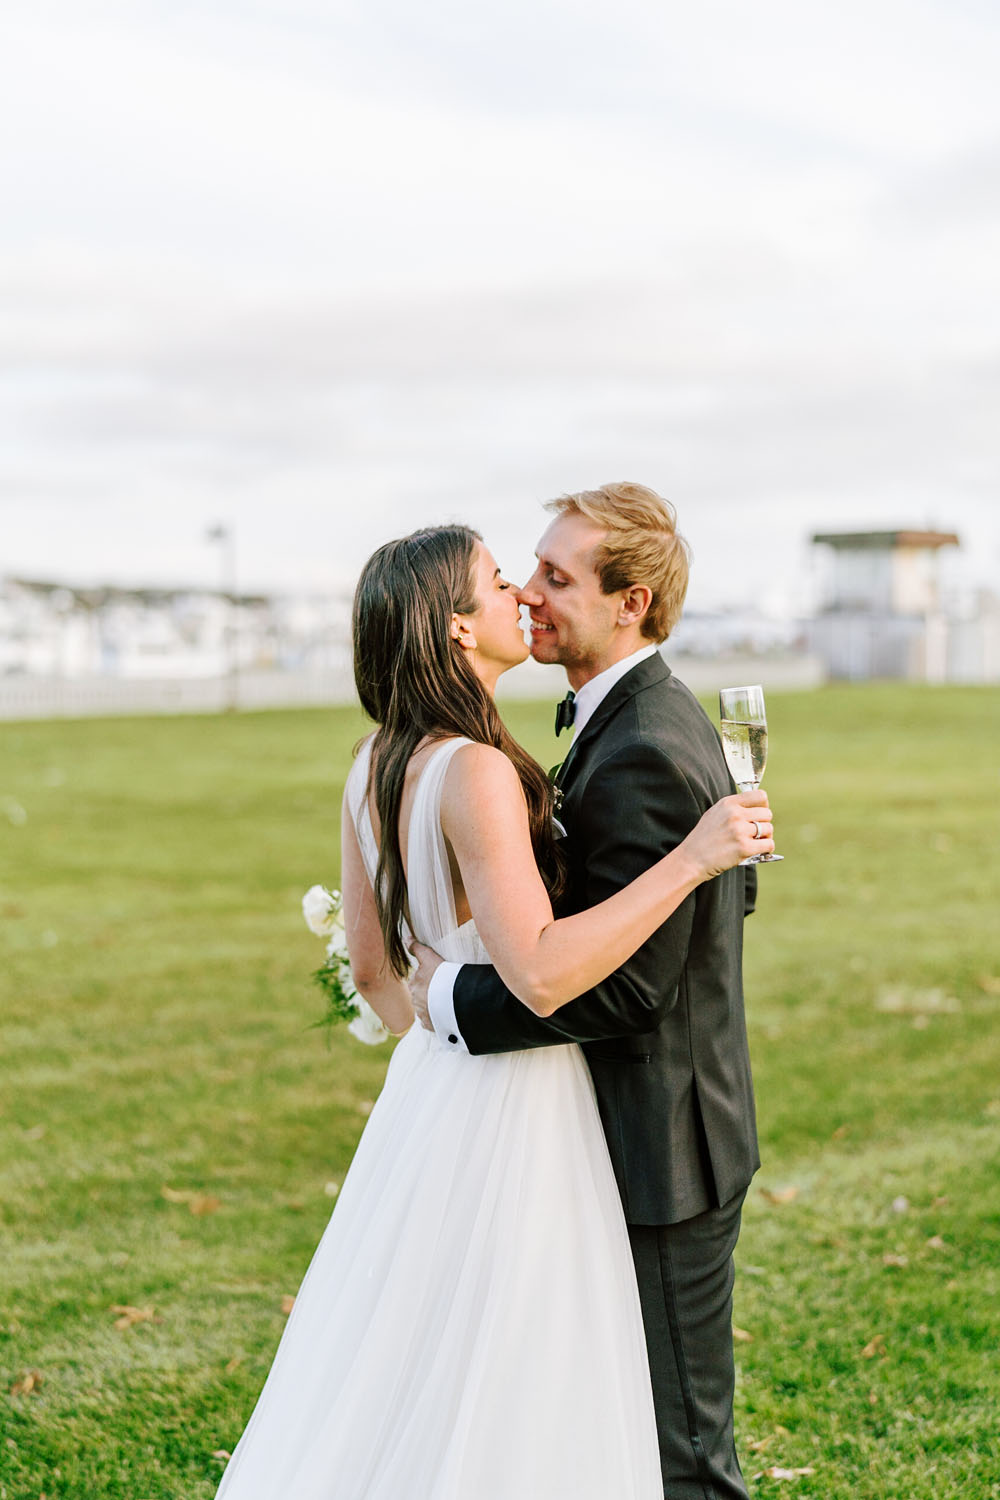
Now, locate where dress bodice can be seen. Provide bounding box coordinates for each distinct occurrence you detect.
[345,736,491,967]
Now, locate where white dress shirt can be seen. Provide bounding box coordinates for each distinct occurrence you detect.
[426,644,660,1051]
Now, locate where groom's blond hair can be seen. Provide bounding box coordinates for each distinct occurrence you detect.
[546,481,690,643]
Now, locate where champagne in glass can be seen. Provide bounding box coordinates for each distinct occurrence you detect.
[718,684,782,865]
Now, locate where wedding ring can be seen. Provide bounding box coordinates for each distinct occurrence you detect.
[750,820,761,840]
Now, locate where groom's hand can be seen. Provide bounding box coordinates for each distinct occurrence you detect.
[408,940,445,1031]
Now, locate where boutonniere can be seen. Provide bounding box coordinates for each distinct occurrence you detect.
[548,762,564,815]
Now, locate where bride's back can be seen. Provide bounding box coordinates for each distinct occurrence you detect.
[346,736,489,967]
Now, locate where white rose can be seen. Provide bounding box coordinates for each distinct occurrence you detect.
[324,919,349,961]
[347,998,391,1046]
[302,885,340,937]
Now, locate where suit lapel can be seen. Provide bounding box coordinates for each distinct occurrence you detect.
[555,653,672,792]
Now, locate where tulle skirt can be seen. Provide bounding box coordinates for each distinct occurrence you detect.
[216,1025,661,1499]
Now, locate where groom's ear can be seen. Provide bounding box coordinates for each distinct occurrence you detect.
[618,584,653,628]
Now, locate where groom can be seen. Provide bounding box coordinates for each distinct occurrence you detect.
[411,481,759,1499]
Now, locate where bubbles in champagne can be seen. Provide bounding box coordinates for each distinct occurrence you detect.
[720,719,768,788]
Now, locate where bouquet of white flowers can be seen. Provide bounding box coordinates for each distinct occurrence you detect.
[302,885,390,1046]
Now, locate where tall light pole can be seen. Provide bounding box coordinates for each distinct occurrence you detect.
[206,523,238,712]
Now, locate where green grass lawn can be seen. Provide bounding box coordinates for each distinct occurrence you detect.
[1,685,998,1498]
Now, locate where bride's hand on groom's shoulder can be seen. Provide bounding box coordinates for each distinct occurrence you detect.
[408,940,444,1031]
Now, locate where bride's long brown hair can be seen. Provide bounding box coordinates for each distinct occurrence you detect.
[353,524,563,978]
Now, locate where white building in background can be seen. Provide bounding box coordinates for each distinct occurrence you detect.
[0,577,353,678]
[0,577,356,717]
[808,529,1000,682]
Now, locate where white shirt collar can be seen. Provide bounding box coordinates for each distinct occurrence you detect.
[571,644,660,740]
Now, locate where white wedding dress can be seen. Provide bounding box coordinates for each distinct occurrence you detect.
[216,737,661,1500]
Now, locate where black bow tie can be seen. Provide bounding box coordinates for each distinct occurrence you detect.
[554,690,576,736]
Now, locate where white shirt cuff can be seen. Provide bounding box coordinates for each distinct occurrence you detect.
[427,961,467,1052]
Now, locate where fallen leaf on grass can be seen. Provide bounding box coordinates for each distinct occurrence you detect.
[761,1467,816,1481]
[324,1181,340,1198]
[161,1185,192,1203]
[9,1370,43,1396]
[931,1195,950,1209]
[732,1326,754,1343]
[224,1355,243,1374]
[110,1304,160,1331]
[976,974,1000,996]
[746,1428,791,1452]
[212,1449,232,1464]
[831,1124,849,1140]
[891,1196,909,1214]
[926,1235,947,1251]
[760,1186,799,1205]
[161,1185,221,1215]
[357,1100,375,1117]
[280,1295,296,1315]
[189,1194,221,1217]
[882,1253,908,1268]
[861,1334,886,1358]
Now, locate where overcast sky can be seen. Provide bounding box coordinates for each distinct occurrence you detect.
[2,0,998,615]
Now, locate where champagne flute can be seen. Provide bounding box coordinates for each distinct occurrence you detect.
[718,684,783,865]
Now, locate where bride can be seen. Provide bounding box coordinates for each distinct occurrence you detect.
[215,525,771,1500]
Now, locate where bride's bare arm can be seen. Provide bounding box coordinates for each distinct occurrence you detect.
[440,744,772,1018]
[340,789,414,1036]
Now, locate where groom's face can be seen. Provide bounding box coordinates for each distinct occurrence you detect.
[518,511,621,679]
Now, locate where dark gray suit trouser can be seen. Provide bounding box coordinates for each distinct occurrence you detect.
[628,1190,749,1500]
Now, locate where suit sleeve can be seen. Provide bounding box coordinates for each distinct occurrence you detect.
[454,742,704,1055]
[744,865,758,918]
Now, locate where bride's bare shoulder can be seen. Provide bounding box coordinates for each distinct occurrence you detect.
[442,742,523,815]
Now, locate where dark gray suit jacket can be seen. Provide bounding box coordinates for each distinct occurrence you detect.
[453,654,760,1226]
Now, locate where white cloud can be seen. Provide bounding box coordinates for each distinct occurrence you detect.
[1,0,999,615]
